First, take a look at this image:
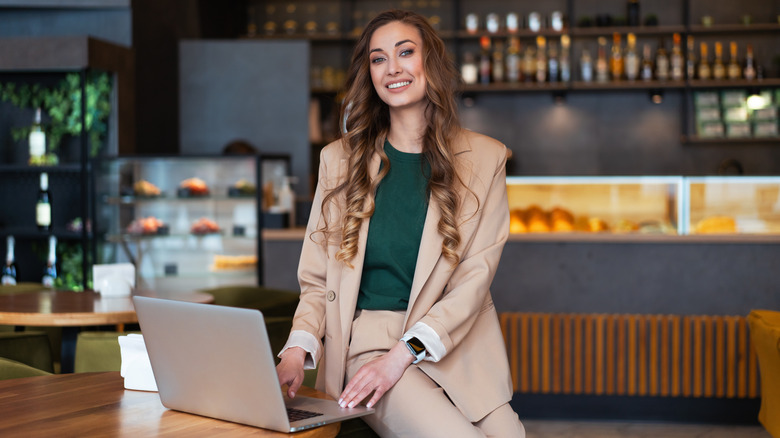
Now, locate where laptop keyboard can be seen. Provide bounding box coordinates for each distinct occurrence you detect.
[287,407,324,422]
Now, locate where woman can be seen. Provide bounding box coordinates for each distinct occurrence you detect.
[277,10,524,437]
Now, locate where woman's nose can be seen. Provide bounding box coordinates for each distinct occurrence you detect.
[387,57,401,75]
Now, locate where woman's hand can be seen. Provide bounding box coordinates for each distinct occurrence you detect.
[277,346,307,398]
[339,341,415,409]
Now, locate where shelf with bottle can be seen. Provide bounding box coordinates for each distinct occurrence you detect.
[688,23,780,35]
[570,25,686,37]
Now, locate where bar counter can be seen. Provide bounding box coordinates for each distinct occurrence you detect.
[263,228,780,315]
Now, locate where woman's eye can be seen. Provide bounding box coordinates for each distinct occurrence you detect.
[401,49,414,57]
[371,57,385,64]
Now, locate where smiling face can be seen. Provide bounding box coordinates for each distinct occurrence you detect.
[368,21,428,113]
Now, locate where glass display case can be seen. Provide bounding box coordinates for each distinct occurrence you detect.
[505,176,684,235]
[95,156,262,293]
[684,177,780,235]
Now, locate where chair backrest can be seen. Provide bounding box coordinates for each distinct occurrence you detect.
[0,356,51,380]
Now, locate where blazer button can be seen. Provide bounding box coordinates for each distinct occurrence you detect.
[327,290,336,301]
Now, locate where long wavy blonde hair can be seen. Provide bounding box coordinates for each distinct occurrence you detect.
[320,9,465,268]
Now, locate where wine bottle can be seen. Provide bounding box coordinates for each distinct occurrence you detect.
[522,44,536,82]
[460,52,478,85]
[698,42,711,80]
[625,33,639,81]
[580,48,593,82]
[655,39,670,81]
[596,37,609,83]
[548,40,559,83]
[492,39,505,83]
[506,37,521,83]
[670,33,684,81]
[559,35,571,83]
[535,36,547,83]
[627,0,640,27]
[610,33,624,81]
[36,172,52,231]
[640,43,654,81]
[28,107,46,166]
[479,36,492,84]
[712,42,726,80]
[2,236,17,285]
[42,235,57,287]
[743,44,756,81]
[727,41,741,80]
[686,36,696,80]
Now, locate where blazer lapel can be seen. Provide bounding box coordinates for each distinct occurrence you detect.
[406,134,473,322]
[407,199,443,310]
[338,152,383,339]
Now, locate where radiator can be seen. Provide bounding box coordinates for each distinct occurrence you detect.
[499,313,760,398]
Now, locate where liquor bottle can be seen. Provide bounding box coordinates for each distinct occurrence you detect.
[610,33,624,81]
[596,37,609,83]
[1,236,17,285]
[559,35,571,83]
[580,49,593,82]
[522,44,536,82]
[36,172,51,231]
[461,52,478,85]
[548,40,559,82]
[28,107,46,165]
[727,41,741,80]
[627,0,640,27]
[640,43,654,81]
[670,33,684,81]
[743,44,756,81]
[686,36,696,80]
[492,39,505,83]
[506,37,521,83]
[712,42,726,80]
[698,42,711,80]
[624,33,639,81]
[655,39,670,81]
[42,235,57,287]
[535,36,547,83]
[479,36,492,84]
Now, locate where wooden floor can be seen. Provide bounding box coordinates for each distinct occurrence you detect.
[523,420,771,437]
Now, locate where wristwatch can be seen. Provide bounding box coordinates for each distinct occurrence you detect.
[404,337,426,364]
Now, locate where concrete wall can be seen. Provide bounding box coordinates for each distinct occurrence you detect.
[178,39,311,197]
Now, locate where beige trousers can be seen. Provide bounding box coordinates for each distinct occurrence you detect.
[346,310,525,438]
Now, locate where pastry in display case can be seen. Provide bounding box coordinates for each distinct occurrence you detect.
[505,177,683,236]
[95,156,262,293]
[685,177,780,235]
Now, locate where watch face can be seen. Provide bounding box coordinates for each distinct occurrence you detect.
[407,337,425,354]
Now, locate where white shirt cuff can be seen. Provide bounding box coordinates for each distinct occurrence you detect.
[278,330,321,370]
[401,321,446,362]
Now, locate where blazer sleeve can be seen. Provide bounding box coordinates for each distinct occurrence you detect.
[417,143,510,358]
[284,146,338,361]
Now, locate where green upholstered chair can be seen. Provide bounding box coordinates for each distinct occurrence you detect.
[74,331,139,373]
[0,357,51,380]
[198,285,301,361]
[198,285,301,318]
[748,309,780,438]
[0,331,54,373]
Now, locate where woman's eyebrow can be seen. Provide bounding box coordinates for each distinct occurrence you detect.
[370,39,417,53]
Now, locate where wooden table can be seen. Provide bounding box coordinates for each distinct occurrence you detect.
[0,372,340,437]
[0,289,214,373]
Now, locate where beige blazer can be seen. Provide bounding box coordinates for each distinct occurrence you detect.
[291,129,513,421]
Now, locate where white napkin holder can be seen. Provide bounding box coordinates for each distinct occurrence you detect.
[118,334,158,392]
[93,263,135,297]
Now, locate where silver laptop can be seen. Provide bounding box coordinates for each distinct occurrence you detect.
[133,296,373,433]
